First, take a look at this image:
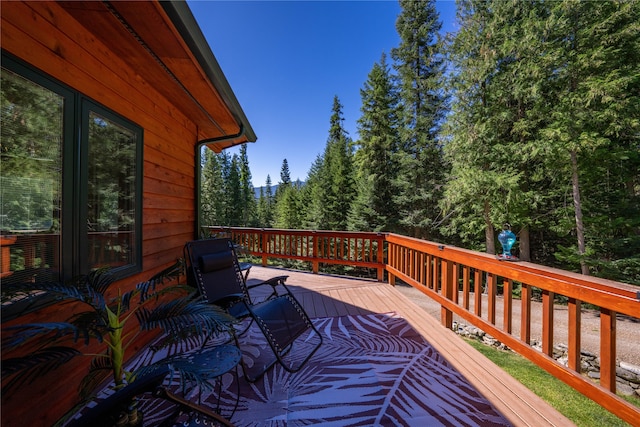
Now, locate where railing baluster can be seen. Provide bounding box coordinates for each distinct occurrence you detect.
[520,283,531,344]
[487,273,496,325]
[441,259,454,328]
[568,298,582,372]
[474,269,482,317]
[503,278,512,334]
[600,308,617,392]
[542,290,555,356]
[462,266,470,310]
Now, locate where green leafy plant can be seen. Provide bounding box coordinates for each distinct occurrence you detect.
[1,260,236,403]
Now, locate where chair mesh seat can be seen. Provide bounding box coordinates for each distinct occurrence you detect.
[184,238,322,382]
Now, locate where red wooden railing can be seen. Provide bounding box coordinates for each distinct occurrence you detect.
[203,226,640,425]
[204,227,385,280]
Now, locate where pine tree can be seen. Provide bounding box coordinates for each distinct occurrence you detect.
[274,182,302,229]
[391,0,447,239]
[350,53,401,232]
[238,144,257,226]
[280,159,292,188]
[200,149,227,226]
[539,0,640,276]
[300,155,326,230]
[442,0,549,258]
[320,96,356,231]
[257,186,267,227]
[262,175,275,227]
[443,0,639,281]
[224,154,242,226]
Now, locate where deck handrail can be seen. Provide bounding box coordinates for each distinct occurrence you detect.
[202,226,640,425]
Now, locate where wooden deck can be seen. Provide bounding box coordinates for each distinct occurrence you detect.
[247,265,574,427]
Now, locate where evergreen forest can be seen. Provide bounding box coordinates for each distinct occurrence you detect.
[200,0,640,285]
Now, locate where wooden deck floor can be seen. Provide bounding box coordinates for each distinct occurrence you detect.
[247,266,574,427]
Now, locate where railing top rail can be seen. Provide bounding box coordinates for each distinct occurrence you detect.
[385,233,640,316]
[203,226,386,239]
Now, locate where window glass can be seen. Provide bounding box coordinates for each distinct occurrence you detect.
[0,67,63,285]
[87,110,138,269]
[1,55,142,318]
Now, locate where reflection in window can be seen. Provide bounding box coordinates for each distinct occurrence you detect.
[1,55,142,319]
[87,111,137,269]
[0,67,62,285]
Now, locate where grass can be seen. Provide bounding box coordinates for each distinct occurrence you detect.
[464,338,639,427]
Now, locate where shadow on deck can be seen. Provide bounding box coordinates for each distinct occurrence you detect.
[240,266,574,426]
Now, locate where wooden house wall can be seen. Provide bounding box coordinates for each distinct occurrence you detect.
[1,2,202,425]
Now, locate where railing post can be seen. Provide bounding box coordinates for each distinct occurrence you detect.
[441,259,454,329]
[376,235,384,282]
[261,229,268,267]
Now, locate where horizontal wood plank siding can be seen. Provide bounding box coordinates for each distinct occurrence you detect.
[1,2,201,425]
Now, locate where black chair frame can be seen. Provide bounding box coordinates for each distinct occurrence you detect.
[184,238,322,382]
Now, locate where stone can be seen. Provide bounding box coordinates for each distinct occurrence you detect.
[616,381,635,396]
[580,360,591,372]
[620,361,640,377]
[616,366,640,384]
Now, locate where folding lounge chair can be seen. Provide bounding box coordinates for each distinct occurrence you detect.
[184,238,322,382]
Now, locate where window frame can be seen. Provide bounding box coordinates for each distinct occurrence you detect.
[79,99,144,278]
[1,52,143,318]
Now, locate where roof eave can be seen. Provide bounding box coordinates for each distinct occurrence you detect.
[160,1,257,146]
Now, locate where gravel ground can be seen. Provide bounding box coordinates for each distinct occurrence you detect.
[394,283,640,367]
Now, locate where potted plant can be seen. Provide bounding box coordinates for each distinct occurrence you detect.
[1,260,237,425]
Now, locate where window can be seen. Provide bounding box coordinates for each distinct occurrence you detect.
[1,53,142,316]
[84,105,141,271]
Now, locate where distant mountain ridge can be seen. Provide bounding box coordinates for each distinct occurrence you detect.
[253,184,278,198]
[253,180,304,198]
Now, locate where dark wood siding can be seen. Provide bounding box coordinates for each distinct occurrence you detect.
[1,2,203,425]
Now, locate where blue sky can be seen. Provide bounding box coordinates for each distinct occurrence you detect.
[188,0,458,187]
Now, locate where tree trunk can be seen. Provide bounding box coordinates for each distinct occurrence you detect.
[519,225,531,261]
[484,200,495,254]
[571,150,589,275]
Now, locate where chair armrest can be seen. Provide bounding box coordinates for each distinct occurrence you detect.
[246,275,288,289]
[245,275,289,303]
